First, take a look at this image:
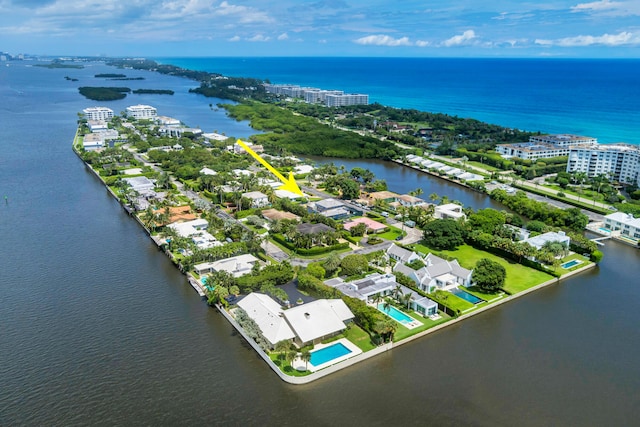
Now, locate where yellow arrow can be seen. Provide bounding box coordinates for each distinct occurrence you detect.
[236,139,303,197]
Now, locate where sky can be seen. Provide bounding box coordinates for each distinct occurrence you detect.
[1,0,640,57]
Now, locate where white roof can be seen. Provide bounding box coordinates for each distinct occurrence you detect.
[200,167,217,176]
[275,189,302,200]
[237,293,295,346]
[243,191,268,200]
[168,218,208,237]
[283,299,353,344]
[207,254,259,278]
[294,165,314,174]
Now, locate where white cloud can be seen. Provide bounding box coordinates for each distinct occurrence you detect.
[441,30,476,47]
[228,35,240,42]
[535,31,640,46]
[571,0,621,12]
[247,34,270,42]
[277,32,289,40]
[415,40,429,47]
[354,34,412,46]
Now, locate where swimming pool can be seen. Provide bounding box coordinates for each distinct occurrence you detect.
[310,342,352,367]
[377,304,414,324]
[449,288,483,304]
[561,259,583,269]
[598,227,611,234]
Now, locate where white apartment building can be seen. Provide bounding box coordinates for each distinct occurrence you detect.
[325,94,369,107]
[304,89,344,103]
[496,134,597,161]
[566,144,640,185]
[125,104,157,120]
[82,106,114,121]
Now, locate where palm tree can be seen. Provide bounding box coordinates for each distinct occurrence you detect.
[429,193,440,205]
[301,350,312,370]
[382,299,392,313]
[401,293,413,309]
[392,284,403,301]
[371,293,384,307]
[274,340,291,360]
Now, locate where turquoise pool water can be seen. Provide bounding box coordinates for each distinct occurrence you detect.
[561,259,583,269]
[598,227,611,233]
[310,342,352,366]
[378,304,413,324]
[200,276,214,291]
[450,288,483,304]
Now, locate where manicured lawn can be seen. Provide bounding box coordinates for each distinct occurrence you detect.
[246,224,268,234]
[552,253,592,276]
[412,243,554,294]
[325,324,376,352]
[269,353,312,377]
[377,226,404,241]
[393,310,452,341]
[463,286,505,303]
[466,161,499,172]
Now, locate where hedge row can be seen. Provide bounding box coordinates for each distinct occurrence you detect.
[271,233,349,255]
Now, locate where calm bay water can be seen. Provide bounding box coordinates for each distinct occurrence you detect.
[1,60,640,426]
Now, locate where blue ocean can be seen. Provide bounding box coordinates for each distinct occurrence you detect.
[156,57,640,144]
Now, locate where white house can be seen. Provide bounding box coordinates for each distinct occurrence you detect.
[392,252,473,293]
[294,165,314,175]
[434,203,466,220]
[398,194,426,207]
[82,133,104,151]
[282,299,354,347]
[236,293,296,348]
[242,191,270,208]
[604,212,640,243]
[325,273,397,302]
[522,231,571,251]
[386,244,422,264]
[123,176,155,193]
[200,167,217,176]
[194,254,260,277]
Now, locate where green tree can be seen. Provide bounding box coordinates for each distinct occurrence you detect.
[305,262,326,279]
[323,252,342,276]
[301,350,312,370]
[340,254,369,276]
[422,219,465,250]
[473,258,506,292]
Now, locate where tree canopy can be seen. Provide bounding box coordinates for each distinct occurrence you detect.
[422,219,466,250]
[473,258,506,292]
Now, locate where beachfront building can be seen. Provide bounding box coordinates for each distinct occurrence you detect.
[603,212,640,243]
[83,106,114,121]
[304,89,344,104]
[566,143,640,185]
[194,254,260,277]
[325,93,369,107]
[125,104,157,120]
[496,134,597,161]
[434,203,466,220]
[123,176,155,193]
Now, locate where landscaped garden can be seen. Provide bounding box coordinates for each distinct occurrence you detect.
[411,243,555,294]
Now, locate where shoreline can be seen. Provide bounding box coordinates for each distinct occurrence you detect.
[72,109,602,384]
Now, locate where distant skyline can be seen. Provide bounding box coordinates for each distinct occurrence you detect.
[2,0,640,57]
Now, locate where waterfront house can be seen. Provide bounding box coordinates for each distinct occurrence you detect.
[82,133,104,151]
[393,252,473,293]
[522,231,570,251]
[282,299,354,347]
[434,203,466,220]
[398,194,427,207]
[604,212,640,243]
[325,273,396,302]
[87,120,108,132]
[194,254,260,277]
[236,293,296,349]
[123,176,155,193]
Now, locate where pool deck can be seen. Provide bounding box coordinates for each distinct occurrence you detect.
[300,339,362,373]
